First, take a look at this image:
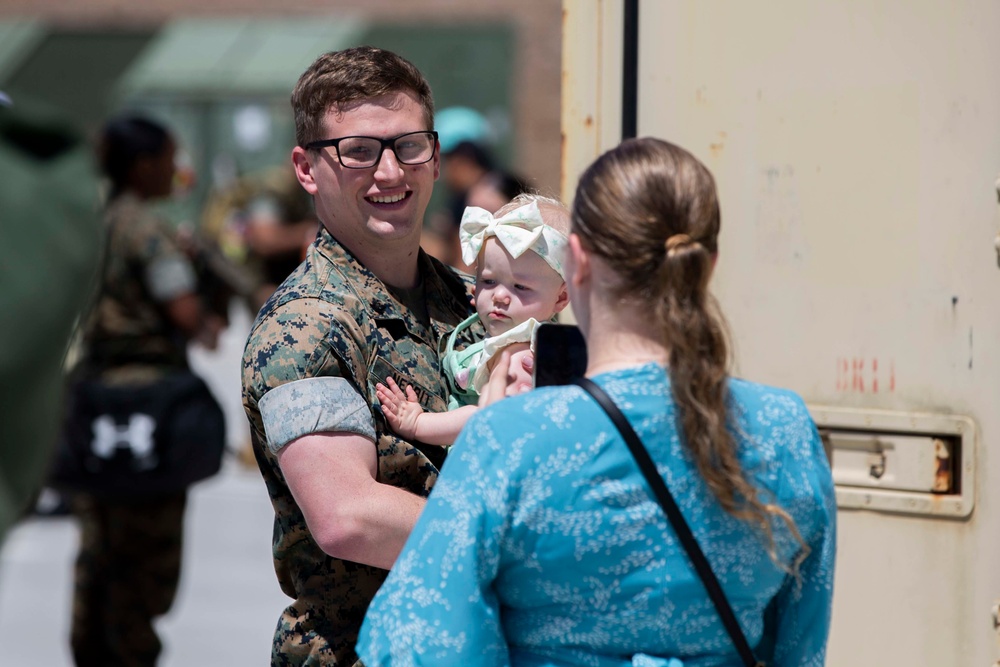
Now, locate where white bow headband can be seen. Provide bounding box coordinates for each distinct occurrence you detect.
[459,201,568,279]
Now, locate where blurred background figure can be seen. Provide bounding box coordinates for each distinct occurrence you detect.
[442,139,495,223]
[201,164,318,314]
[0,91,102,548]
[466,168,533,213]
[63,114,226,667]
[423,139,496,271]
[421,107,541,272]
[0,7,563,664]
[200,164,318,467]
[421,106,492,269]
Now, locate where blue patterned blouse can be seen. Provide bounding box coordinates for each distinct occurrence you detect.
[358,364,836,667]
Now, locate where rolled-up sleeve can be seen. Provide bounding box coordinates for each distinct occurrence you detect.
[259,376,376,454]
[145,255,197,302]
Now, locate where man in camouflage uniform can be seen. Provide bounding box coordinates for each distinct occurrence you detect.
[69,115,224,667]
[241,47,486,665]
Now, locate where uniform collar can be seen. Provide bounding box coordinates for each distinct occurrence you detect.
[315,227,475,343]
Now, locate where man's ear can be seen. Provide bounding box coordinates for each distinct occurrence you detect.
[431,139,441,182]
[291,146,318,195]
[568,233,590,288]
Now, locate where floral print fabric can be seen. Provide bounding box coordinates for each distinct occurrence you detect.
[358,363,836,667]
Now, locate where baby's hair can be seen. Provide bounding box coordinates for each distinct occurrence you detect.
[495,192,571,237]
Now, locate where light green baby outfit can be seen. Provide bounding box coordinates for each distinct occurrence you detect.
[441,314,541,409]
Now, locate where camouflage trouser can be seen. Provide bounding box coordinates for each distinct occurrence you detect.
[70,491,187,667]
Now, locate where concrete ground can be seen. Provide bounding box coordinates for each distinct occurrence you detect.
[0,302,291,666]
[0,461,289,666]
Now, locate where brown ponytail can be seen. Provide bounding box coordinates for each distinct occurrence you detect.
[572,138,806,570]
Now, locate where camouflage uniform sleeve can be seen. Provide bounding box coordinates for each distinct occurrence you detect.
[243,295,374,455]
[126,213,196,302]
[259,377,375,454]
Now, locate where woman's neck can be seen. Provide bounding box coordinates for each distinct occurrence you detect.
[583,306,668,376]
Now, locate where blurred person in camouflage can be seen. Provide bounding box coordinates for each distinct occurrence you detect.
[202,164,319,313]
[0,91,102,546]
[240,46,491,665]
[423,139,496,271]
[67,114,225,667]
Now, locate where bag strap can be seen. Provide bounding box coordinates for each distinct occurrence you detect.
[573,377,765,667]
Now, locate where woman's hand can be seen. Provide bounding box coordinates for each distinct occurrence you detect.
[504,343,534,395]
[478,350,511,407]
[478,343,534,408]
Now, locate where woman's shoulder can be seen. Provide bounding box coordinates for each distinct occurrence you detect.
[728,376,812,423]
[106,194,176,250]
[729,379,835,545]
[728,378,827,478]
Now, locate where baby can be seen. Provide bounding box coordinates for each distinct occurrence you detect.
[377,194,571,445]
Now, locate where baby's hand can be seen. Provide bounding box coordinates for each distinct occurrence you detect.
[376,377,424,440]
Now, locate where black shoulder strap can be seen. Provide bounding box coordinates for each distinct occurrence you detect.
[573,377,765,667]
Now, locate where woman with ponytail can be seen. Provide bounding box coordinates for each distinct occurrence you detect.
[359,138,836,667]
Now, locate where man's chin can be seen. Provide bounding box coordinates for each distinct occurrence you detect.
[365,218,420,242]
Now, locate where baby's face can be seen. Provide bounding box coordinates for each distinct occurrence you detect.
[475,237,566,337]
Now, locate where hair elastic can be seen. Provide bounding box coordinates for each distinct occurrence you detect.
[665,233,695,256]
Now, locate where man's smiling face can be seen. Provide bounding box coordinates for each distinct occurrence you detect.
[298,89,440,256]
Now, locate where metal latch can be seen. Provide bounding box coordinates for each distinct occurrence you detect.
[822,431,956,494]
[809,406,975,518]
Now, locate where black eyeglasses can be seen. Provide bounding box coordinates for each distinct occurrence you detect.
[304,130,439,169]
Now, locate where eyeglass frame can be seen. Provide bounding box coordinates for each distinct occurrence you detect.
[303,130,440,169]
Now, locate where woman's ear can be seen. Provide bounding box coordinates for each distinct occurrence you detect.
[553,283,570,313]
[567,233,590,288]
[291,146,318,195]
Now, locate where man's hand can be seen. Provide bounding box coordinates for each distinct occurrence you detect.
[376,377,423,440]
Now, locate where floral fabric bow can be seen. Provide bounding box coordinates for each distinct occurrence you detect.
[459,200,568,279]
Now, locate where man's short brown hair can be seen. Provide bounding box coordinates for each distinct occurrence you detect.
[291,46,434,148]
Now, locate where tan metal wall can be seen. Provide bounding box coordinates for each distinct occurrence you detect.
[563,1,1000,665]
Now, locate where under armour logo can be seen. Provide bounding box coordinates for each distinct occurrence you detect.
[89,414,158,470]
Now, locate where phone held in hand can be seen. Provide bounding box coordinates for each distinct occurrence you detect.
[533,323,588,387]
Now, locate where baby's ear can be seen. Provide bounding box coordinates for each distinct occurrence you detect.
[553,283,570,313]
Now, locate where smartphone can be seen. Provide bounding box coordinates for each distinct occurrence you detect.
[533,323,588,387]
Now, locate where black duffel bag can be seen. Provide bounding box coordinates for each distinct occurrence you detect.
[50,371,226,497]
